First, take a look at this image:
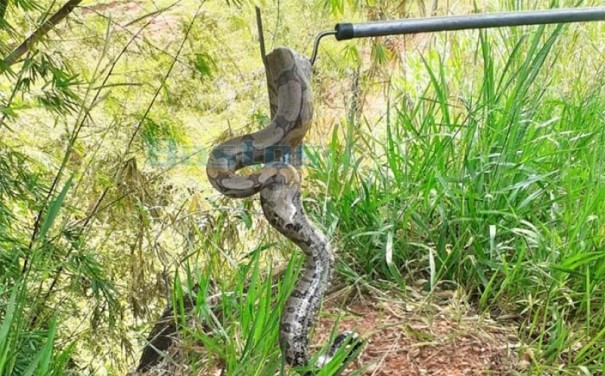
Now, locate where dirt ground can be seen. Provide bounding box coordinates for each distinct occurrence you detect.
[316,287,524,376]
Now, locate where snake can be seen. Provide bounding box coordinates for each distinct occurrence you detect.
[206,47,362,373]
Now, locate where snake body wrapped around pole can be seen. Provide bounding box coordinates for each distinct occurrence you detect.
[206,48,361,372]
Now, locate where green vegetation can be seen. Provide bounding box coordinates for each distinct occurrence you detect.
[0,0,604,375]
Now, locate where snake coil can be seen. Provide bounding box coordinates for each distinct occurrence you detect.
[206,48,361,373]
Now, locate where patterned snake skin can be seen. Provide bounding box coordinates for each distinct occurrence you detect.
[206,48,361,372]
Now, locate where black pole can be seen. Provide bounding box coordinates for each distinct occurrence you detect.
[335,7,605,41]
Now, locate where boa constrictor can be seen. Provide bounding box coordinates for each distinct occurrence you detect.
[206,48,361,372]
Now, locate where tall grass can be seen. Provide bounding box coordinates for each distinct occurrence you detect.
[305,23,605,373]
[0,147,73,375]
[154,251,361,376]
[0,284,73,376]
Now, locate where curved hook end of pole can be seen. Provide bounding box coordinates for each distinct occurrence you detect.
[310,30,337,66]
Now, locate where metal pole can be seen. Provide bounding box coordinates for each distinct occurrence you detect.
[334,7,605,41]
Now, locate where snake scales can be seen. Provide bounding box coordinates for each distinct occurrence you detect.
[207,48,361,372]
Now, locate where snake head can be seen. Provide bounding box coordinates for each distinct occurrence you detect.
[259,164,303,233]
[260,184,300,230]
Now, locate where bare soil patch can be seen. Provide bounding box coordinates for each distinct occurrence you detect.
[316,289,522,375]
